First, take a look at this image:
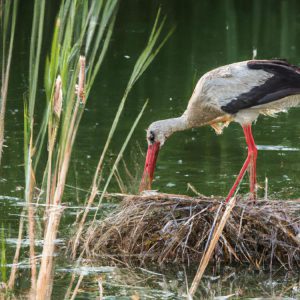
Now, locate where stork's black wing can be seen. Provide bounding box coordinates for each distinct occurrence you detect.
[221,60,300,114]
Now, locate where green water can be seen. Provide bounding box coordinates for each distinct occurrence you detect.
[1,0,300,298]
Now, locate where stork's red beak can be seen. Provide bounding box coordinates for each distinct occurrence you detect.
[139,142,160,192]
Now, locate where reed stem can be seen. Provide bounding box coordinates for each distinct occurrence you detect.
[7,210,25,289]
[189,197,236,296]
[71,9,174,258]
[0,0,18,164]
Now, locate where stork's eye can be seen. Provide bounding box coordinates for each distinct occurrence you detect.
[149,131,155,144]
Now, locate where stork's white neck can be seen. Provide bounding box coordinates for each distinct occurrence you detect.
[148,114,190,145]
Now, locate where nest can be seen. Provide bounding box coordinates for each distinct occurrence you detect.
[73,193,300,269]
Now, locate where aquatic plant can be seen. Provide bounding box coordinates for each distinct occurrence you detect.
[2,0,172,298]
[71,8,175,259]
[23,0,46,291]
[0,0,18,164]
[23,1,120,298]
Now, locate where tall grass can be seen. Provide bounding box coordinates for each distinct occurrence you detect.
[23,0,46,291]
[0,0,172,298]
[30,2,119,298]
[71,8,174,259]
[0,0,18,164]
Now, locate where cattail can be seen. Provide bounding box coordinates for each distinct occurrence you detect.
[53,75,62,119]
[78,56,86,104]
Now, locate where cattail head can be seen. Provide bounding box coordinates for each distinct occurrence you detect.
[54,75,62,119]
[78,56,86,104]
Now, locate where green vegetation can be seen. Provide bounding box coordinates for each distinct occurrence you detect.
[0,0,18,164]
[0,225,6,283]
[1,0,171,298]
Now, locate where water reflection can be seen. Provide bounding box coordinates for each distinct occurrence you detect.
[53,264,300,299]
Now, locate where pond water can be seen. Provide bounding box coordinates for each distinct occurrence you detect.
[1,0,300,298]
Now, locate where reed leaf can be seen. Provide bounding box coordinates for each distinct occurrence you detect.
[71,9,173,258]
[34,1,120,297]
[93,100,149,220]
[16,0,173,296]
[86,10,117,95]
[28,0,45,118]
[91,9,173,188]
[0,0,18,164]
[24,0,46,293]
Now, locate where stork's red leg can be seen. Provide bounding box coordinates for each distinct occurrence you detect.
[225,124,257,202]
[247,125,257,199]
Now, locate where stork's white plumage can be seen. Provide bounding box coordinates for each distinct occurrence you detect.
[139,59,300,201]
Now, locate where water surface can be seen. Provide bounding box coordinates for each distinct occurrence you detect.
[1,0,300,298]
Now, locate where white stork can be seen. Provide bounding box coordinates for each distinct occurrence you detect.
[139,59,300,201]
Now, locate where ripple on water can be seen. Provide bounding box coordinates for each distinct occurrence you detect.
[257,145,299,151]
[57,265,116,275]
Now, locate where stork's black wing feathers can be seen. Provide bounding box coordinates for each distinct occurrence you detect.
[221,60,300,114]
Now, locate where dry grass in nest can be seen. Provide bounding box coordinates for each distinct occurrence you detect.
[71,193,300,269]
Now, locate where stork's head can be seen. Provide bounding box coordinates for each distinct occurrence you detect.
[139,116,187,191]
[139,120,171,192]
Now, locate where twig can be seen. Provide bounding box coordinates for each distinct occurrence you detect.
[64,273,76,300]
[187,183,206,198]
[70,274,84,300]
[7,209,25,289]
[264,177,268,200]
[97,276,103,300]
[189,197,236,296]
